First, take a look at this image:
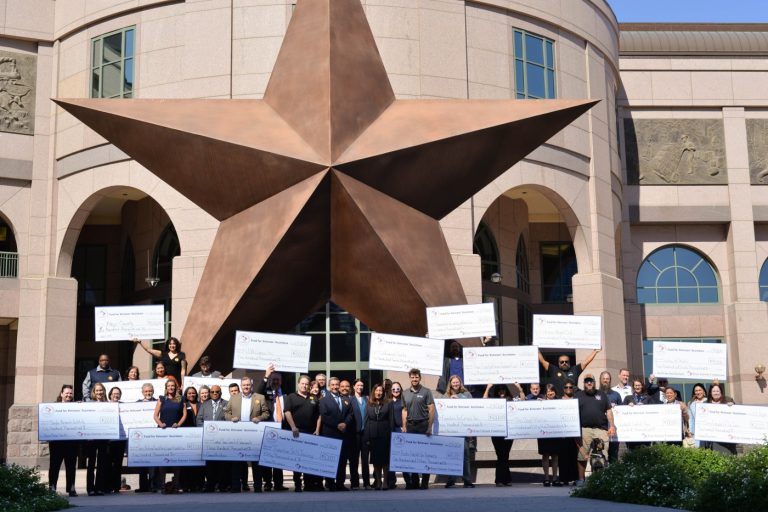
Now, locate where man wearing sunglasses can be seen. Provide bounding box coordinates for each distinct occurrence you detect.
[538,349,600,395]
[574,374,615,486]
[196,385,229,492]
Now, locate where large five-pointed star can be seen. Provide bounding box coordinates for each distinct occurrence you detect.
[56,0,596,369]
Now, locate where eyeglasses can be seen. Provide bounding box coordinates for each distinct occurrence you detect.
[563,385,574,389]
[391,388,401,392]
[558,360,569,364]
[210,391,221,394]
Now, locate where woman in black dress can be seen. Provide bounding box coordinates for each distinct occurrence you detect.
[153,379,187,493]
[483,383,513,487]
[135,336,187,383]
[48,384,78,497]
[364,383,393,490]
[537,384,561,486]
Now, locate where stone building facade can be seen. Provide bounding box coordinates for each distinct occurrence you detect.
[0,1,766,465]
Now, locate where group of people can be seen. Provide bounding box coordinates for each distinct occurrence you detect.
[47,336,738,495]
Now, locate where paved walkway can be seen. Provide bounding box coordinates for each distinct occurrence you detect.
[63,484,682,512]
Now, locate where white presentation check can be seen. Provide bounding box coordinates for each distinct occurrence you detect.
[258,427,342,479]
[532,314,602,349]
[368,333,444,376]
[94,305,165,342]
[106,379,165,403]
[233,331,311,373]
[118,402,158,439]
[127,427,204,467]
[38,402,120,441]
[694,403,768,445]
[462,345,539,384]
[389,433,463,476]
[613,404,683,442]
[652,341,727,380]
[426,303,496,340]
[202,421,281,461]
[183,376,241,401]
[434,398,507,436]
[506,399,581,439]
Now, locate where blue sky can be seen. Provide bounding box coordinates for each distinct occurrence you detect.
[607,0,768,23]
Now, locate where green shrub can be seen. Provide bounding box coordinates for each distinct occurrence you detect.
[695,445,768,511]
[0,464,70,512]
[572,444,730,510]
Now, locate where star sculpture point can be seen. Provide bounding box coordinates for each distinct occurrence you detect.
[55,0,597,369]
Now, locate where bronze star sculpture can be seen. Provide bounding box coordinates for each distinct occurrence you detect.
[56,0,596,370]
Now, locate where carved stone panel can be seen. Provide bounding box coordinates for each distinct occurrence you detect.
[747,119,768,185]
[0,50,36,135]
[624,119,727,185]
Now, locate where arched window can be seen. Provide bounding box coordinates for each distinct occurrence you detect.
[473,222,500,280]
[152,223,180,284]
[515,235,530,294]
[636,245,719,304]
[760,258,768,302]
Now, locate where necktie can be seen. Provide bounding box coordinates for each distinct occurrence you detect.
[212,401,218,418]
[274,394,283,422]
[336,395,342,410]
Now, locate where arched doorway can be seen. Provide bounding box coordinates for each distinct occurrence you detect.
[64,187,179,398]
[0,213,18,278]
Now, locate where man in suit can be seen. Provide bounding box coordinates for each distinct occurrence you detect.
[224,376,270,492]
[196,384,228,492]
[348,379,371,489]
[319,377,354,491]
[255,364,288,491]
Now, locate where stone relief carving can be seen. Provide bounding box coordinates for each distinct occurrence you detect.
[747,119,768,185]
[624,119,727,185]
[0,50,36,135]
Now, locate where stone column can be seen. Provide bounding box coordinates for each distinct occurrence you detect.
[722,107,768,403]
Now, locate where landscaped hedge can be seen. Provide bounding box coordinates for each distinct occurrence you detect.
[0,464,69,512]
[573,444,768,510]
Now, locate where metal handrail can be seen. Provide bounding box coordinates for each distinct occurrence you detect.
[0,251,18,278]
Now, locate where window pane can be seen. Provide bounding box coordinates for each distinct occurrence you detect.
[636,263,658,287]
[693,263,717,287]
[649,248,674,270]
[102,63,122,98]
[675,248,701,270]
[525,34,544,64]
[103,32,123,63]
[761,286,768,302]
[545,40,554,67]
[699,287,719,303]
[546,69,555,98]
[637,288,656,304]
[309,333,326,362]
[91,68,101,98]
[657,288,677,303]
[360,370,383,391]
[657,268,676,287]
[678,287,698,303]
[125,29,135,58]
[329,313,357,333]
[515,60,524,94]
[124,58,134,94]
[526,63,545,98]
[677,269,696,287]
[92,39,102,68]
[329,333,356,362]
[514,31,523,59]
[359,333,371,361]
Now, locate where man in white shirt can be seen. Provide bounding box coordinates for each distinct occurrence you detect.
[612,368,632,401]
[224,377,270,492]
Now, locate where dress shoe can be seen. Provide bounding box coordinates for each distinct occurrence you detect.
[68,491,78,498]
[263,484,272,492]
[87,491,95,497]
[419,481,429,490]
[274,486,289,491]
[445,481,455,488]
[463,482,475,488]
[94,491,104,496]
[336,486,349,491]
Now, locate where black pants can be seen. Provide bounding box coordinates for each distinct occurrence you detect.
[261,465,283,489]
[231,462,261,491]
[85,441,109,493]
[349,431,370,487]
[404,420,429,488]
[108,441,126,492]
[49,441,77,492]
[324,436,348,489]
[204,461,229,491]
[491,437,512,484]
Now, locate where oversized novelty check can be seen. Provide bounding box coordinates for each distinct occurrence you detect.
[652,341,727,380]
[368,333,444,376]
[94,305,165,341]
[434,398,507,436]
[505,399,580,439]
[426,303,496,340]
[127,427,204,466]
[613,404,683,442]
[462,345,539,384]
[118,401,158,439]
[389,433,463,476]
[105,379,165,403]
[183,376,241,401]
[38,402,120,441]
[694,403,768,445]
[233,331,311,373]
[532,314,602,349]
[201,421,281,461]
[258,427,342,479]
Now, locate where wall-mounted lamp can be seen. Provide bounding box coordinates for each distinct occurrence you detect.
[755,363,766,382]
[490,272,502,284]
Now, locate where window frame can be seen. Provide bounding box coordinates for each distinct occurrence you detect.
[759,258,768,302]
[513,29,557,99]
[539,241,577,304]
[473,221,500,281]
[636,245,720,305]
[90,26,135,99]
